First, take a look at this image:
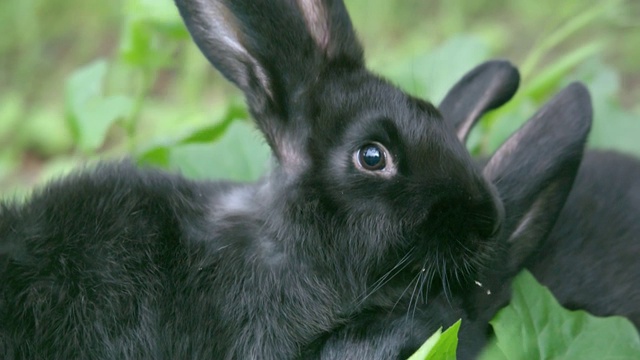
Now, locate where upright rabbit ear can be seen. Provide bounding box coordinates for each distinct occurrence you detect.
[484,83,592,270]
[174,0,363,166]
[439,60,520,143]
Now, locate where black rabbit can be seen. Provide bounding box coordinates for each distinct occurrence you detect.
[304,62,603,359]
[0,0,509,358]
[442,60,640,358]
[310,56,640,360]
[0,1,628,360]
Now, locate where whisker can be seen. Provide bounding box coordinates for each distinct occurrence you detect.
[356,248,415,306]
[407,269,424,321]
[390,270,421,314]
[441,260,452,305]
[417,264,431,304]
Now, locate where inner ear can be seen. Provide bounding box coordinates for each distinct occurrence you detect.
[293,0,363,62]
[438,60,520,143]
[484,83,592,273]
[296,0,330,51]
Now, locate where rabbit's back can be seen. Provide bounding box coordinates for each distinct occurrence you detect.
[0,161,233,358]
[529,150,640,326]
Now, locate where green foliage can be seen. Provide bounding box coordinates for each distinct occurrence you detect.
[156,121,270,182]
[66,59,133,153]
[2,0,639,195]
[408,320,460,360]
[1,0,640,355]
[410,271,640,359]
[480,271,640,359]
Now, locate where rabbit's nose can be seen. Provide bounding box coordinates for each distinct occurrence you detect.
[426,185,504,241]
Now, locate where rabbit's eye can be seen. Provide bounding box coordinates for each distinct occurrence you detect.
[356,143,387,171]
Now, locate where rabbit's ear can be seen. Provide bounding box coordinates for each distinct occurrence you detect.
[174,0,363,167]
[484,83,592,270]
[439,60,520,143]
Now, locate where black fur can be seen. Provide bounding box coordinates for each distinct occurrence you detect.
[1,0,637,359]
[528,150,640,325]
[311,150,640,360]
[307,82,602,360]
[1,0,504,358]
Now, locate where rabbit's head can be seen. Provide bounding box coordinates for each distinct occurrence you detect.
[174,0,591,308]
[298,72,594,360]
[440,68,594,312]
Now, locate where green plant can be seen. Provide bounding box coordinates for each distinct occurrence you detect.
[410,271,640,359]
[1,0,639,356]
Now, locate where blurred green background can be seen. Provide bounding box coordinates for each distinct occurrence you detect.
[1,0,639,198]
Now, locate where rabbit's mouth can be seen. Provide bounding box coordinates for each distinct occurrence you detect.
[407,198,503,296]
[432,234,493,280]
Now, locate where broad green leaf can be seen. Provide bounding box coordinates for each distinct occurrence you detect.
[480,270,640,360]
[167,121,271,181]
[425,320,460,360]
[66,60,108,114]
[135,101,248,165]
[137,146,170,168]
[408,320,460,360]
[65,60,133,153]
[408,328,442,360]
[416,35,491,103]
[377,35,490,102]
[180,103,248,144]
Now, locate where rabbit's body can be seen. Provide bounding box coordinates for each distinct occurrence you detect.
[529,150,640,325]
[0,163,238,358]
[0,161,370,358]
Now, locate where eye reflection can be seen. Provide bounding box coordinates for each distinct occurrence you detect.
[357,143,387,171]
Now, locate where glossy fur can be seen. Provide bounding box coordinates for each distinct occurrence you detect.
[1,0,638,359]
[1,0,505,358]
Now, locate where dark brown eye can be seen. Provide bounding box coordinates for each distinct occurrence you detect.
[357,143,387,171]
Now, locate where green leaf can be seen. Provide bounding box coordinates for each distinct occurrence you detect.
[135,101,248,165]
[167,121,271,181]
[408,328,443,360]
[378,35,490,102]
[180,103,248,144]
[418,35,491,103]
[137,146,170,168]
[408,320,460,360]
[480,270,640,360]
[120,0,188,67]
[65,59,133,153]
